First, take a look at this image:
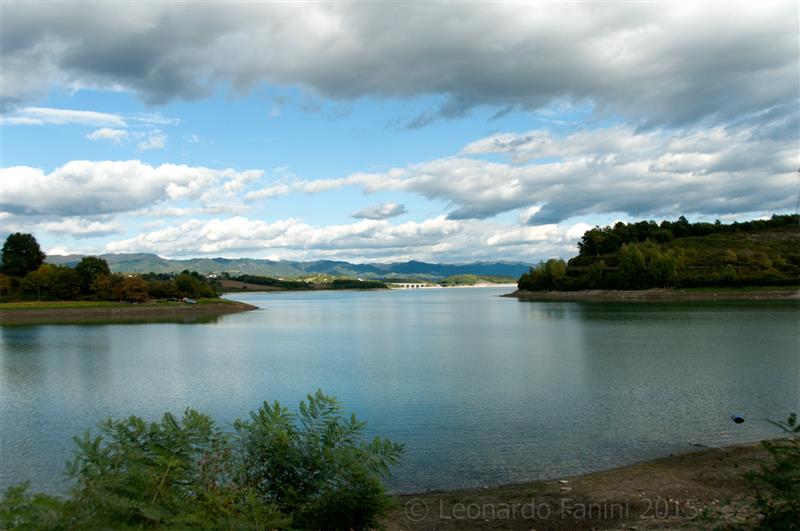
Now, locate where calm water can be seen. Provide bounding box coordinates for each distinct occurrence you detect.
[1,288,798,494]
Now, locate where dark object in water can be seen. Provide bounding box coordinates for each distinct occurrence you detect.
[731,414,745,424]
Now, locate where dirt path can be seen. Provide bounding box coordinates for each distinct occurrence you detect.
[388,442,769,530]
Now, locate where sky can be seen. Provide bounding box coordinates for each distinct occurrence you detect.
[1,2,798,263]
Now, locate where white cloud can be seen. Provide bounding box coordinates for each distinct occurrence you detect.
[485,224,561,247]
[566,223,594,242]
[2,4,796,129]
[0,211,123,240]
[245,182,292,201]
[2,107,127,127]
[222,170,263,193]
[105,215,459,257]
[137,130,167,150]
[46,246,83,257]
[86,127,129,142]
[102,214,592,262]
[352,202,407,220]
[129,112,180,126]
[131,204,247,218]
[299,115,798,224]
[39,218,123,238]
[1,160,263,216]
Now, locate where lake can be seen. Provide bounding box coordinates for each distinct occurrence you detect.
[1,287,798,494]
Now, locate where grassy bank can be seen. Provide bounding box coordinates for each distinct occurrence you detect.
[388,442,771,530]
[0,298,256,324]
[507,286,799,302]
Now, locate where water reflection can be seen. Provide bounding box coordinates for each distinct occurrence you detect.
[1,289,798,494]
[1,326,47,389]
[1,313,225,327]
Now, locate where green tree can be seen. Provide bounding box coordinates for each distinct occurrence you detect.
[74,257,111,295]
[0,274,12,301]
[174,272,202,297]
[147,279,179,299]
[649,252,679,287]
[174,271,215,298]
[1,233,46,277]
[617,243,647,289]
[90,274,117,301]
[518,259,568,291]
[20,265,57,300]
[20,265,80,300]
[652,228,673,243]
[585,260,606,288]
[49,267,80,300]
[543,258,567,284]
[121,276,149,303]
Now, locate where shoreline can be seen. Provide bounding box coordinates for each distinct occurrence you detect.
[221,283,516,293]
[441,282,518,288]
[0,299,257,324]
[222,282,517,295]
[506,287,800,302]
[388,441,771,530]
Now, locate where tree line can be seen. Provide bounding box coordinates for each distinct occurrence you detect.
[519,214,799,291]
[0,233,218,303]
[576,214,798,257]
[227,273,387,290]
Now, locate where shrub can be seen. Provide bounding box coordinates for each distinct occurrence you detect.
[746,413,800,529]
[0,391,402,530]
[235,390,403,530]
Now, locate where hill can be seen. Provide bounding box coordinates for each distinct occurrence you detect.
[46,254,531,281]
[438,274,517,286]
[518,214,800,291]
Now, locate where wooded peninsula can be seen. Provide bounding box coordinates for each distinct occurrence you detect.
[512,214,799,300]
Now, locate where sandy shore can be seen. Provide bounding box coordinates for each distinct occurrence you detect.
[0,300,257,324]
[388,441,771,530]
[506,287,800,302]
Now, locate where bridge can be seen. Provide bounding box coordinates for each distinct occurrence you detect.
[387,282,438,289]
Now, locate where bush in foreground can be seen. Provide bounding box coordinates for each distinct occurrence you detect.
[0,391,403,530]
[746,413,800,529]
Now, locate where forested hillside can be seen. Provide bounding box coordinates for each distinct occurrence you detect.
[518,215,799,291]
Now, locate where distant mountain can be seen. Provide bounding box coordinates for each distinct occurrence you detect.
[47,253,532,280]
